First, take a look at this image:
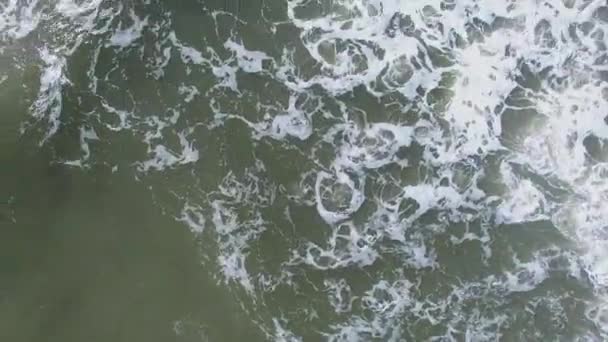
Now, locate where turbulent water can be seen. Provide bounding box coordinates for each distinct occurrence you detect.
[1,0,608,340]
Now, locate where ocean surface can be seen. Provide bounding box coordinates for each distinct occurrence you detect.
[1,0,608,341]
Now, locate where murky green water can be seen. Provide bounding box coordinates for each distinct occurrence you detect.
[2,0,608,341]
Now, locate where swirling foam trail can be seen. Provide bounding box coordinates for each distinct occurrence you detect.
[280,0,608,338]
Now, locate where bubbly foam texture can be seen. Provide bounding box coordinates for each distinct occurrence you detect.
[29,48,68,143]
[63,126,99,167]
[282,0,608,338]
[273,318,302,342]
[209,166,275,294]
[138,130,199,172]
[7,0,608,340]
[496,163,549,225]
[0,0,41,40]
[108,9,148,48]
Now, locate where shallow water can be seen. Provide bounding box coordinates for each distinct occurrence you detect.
[1,0,608,341]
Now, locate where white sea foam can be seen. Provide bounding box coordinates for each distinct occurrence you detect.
[30,48,68,143]
[167,0,608,338]
[108,9,148,48]
[224,39,272,74]
[63,126,99,167]
[178,203,205,234]
[100,101,133,131]
[273,318,302,342]
[207,167,275,294]
[324,278,354,314]
[168,32,206,65]
[0,0,41,40]
[178,84,200,103]
[14,0,608,339]
[273,0,608,339]
[496,163,549,225]
[513,66,608,316]
[212,93,319,141]
[138,130,199,172]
